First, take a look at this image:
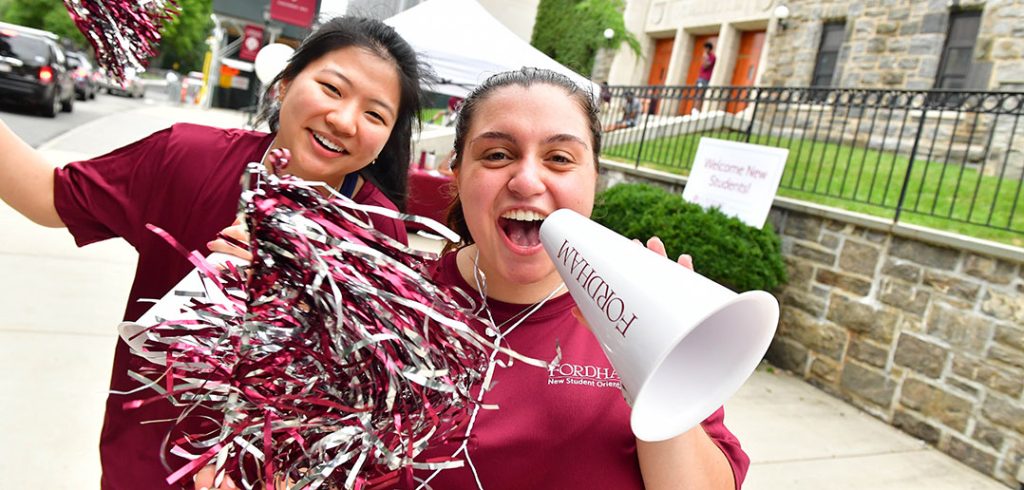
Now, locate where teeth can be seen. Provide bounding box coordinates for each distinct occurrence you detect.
[313,132,343,152]
[501,209,546,221]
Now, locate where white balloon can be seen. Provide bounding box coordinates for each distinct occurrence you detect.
[254,43,295,85]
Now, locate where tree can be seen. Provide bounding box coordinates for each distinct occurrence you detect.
[156,0,213,73]
[0,0,87,48]
[0,0,212,72]
[531,0,641,77]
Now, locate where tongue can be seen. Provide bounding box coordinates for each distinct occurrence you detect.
[506,220,541,247]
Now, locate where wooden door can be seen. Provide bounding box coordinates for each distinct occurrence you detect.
[680,34,718,115]
[646,37,674,113]
[726,30,766,113]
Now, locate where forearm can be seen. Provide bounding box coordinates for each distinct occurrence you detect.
[636,425,736,490]
[0,119,63,227]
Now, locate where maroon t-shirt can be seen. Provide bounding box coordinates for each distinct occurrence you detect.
[416,252,749,488]
[52,123,407,489]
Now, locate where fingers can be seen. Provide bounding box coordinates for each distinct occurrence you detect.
[635,237,695,270]
[193,465,215,490]
[645,236,667,257]
[678,253,694,271]
[207,238,254,262]
[206,221,253,262]
[192,465,238,490]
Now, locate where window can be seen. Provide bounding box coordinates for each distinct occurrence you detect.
[935,10,981,89]
[811,22,845,87]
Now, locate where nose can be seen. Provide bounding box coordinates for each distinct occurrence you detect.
[325,101,358,136]
[507,156,546,198]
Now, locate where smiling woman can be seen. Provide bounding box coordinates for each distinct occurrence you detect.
[0,15,427,490]
[417,68,750,489]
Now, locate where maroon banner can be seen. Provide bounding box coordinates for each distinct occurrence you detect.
[239,24,264,62]
[270,0,317,29]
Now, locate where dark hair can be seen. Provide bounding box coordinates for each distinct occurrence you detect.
[703,41,714,51]
[444,67,601,250]
[255,16,427,210]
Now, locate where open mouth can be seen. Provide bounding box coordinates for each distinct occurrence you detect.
[311,130,348,155]
[499,209,546,248]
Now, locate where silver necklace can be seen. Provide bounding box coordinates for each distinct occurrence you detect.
[470,247,564,338]
[416,248,564,490]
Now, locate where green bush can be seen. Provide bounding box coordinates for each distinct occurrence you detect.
[592,183,787,292]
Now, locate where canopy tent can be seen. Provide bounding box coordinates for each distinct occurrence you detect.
[385,0,598,98]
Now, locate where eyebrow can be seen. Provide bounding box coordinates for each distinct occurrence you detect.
[322,68,397,119]
[470,131,589,149]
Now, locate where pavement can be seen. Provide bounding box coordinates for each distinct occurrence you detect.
[0,103,1011,489]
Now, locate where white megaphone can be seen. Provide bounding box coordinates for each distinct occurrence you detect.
[540,209,778,442]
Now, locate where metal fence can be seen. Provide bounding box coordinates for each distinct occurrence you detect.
[600,85,1024,238]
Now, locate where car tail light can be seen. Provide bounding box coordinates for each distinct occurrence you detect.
[38,66,54,84]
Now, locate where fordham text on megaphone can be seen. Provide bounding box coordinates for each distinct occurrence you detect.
[539,208,778,442]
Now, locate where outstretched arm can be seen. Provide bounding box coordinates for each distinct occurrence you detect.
[634,237,737,489]
[0,120,63,227]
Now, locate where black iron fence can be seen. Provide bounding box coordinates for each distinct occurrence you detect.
[600,85,1024,240]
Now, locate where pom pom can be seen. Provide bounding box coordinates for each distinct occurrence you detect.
[123,163,501,489]
[62,0,180,83]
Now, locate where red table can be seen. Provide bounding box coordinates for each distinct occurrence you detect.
[407,169,454,232]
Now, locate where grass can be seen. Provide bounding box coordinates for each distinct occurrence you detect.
[420,108,444,124]
[604,129,1024,247]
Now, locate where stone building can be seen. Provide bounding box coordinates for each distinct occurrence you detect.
[597,158,1024,488]
[599,2,1024,485]
[606,0,1024,92]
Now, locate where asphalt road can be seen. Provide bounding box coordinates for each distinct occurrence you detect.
[0,85,171,147]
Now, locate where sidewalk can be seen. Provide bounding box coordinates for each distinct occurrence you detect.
[0,104,1009,489]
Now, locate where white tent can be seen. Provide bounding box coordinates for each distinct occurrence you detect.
[385,0,598,98]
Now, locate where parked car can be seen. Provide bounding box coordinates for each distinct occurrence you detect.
[65,51,98,100]
[104,67,146,98]
[0,22,74,117]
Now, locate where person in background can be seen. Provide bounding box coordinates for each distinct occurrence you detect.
[604,89,642,131]
[0,16,426,489]
[694,41,716,114]
[600,80,612,109]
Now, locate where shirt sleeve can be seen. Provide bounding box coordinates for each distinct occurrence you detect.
[701,406,750,488]
[53,127,172,248]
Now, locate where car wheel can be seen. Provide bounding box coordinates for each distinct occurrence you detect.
[41,90,59,118]
[61,91,74,112]
[89,88,96,100]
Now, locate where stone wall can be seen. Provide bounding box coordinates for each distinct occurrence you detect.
[597,160,1024,487]
[762,0,1024,92]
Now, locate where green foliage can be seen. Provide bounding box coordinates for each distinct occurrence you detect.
[592,183,788,292]
[155,0,212,72]
[0,0,212,71]
[531,0,640,77]
[0,0,87,48]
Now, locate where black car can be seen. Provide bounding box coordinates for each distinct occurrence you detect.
[0,22,74,117]
[66,51,98,100]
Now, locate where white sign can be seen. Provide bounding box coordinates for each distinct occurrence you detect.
[682,138,789,228]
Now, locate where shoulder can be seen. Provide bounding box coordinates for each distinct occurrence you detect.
[430,251,460,285]
[159,123,273,172]
[354,179,399,211]
[165,123,269,148]
[354,179,409,244]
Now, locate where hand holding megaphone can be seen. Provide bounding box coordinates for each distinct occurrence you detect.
[540,209,779,442]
